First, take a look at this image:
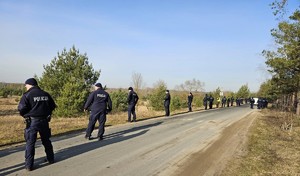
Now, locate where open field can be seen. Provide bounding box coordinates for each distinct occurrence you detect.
[0,97,202,146]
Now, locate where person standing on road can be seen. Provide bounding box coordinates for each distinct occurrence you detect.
[230,97,234,106]
[164,90,171,116]
[203,94,209,110]
[222,96,226,108]
[209,95,214,109]
[188,92,193,112]
[127,87,139,122]
[84,83,112,141]
[227,97,230,107]
[250,97,255,109]
[18,78,56,171]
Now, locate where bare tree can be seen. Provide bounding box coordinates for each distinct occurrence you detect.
[175,78,205,92]
[131,72,144,93]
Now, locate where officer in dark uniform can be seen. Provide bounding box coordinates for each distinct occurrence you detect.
[203,94,208,110]
[84,83,112,141]
[222,96,226,107]
[18,78,56,171]
[127,87,139,122]
[209,95,214,109]
[236,97,241,106]
[188,92,193,112]
[250,97,255,109]
[257,98,262,109]
[164,90,171,116]
[227,97,230,107]
[230,97,234,106]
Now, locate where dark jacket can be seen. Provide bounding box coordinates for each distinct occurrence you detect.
[188,94,193,103]
[18,86,56,117]
[128,91,139,105]
[84,88,112,113]
[164,93,171,106]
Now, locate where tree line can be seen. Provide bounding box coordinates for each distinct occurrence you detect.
[0,46,254,117]
[258,1,300,113]
[0,83,24,98]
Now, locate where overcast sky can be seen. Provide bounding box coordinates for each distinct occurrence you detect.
[0,0,298,92]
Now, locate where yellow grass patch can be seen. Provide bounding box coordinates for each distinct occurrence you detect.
[222,109,300,175]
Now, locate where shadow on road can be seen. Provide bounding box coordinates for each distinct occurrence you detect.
[0,121,163,175]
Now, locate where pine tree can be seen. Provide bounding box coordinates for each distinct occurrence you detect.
[38,46,100,117]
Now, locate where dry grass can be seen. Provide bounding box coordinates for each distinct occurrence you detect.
[222,109,300,175]
[0,97,199,147]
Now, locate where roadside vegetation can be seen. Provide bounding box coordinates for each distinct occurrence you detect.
[0,96,204,147]
[0,46,253,147]
[222,109,300,175]
[221,4,300,174]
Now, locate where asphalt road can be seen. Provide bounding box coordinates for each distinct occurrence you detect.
[0,105,254,176]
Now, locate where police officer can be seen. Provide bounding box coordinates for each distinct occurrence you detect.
[84,83,112,141]
[127,87,139,122]
[203,94,208,110]
[257,98,262,109]
[236,97,240,106]
[18,78,56,171]
[209,95,214,109]
[230,97,234,106]
[164,90,171,116]
[227,97,230,107]
[188,92,193,112]
[222,96,226,107]
[250,97,255,109]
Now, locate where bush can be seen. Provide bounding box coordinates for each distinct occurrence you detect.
[194,96,203,107]
[148,84,167,111]
[171,96,182,111]
[110,89,128,113]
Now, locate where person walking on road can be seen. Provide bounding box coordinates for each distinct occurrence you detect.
[188,92,193,112]
[127,87,139,122]
[164,90,171,116]
[18,78,56,171]
[84,83,112,141]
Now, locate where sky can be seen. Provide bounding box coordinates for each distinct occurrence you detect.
[0,0,299,92]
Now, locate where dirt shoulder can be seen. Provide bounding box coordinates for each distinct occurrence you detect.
[173,111,259,176]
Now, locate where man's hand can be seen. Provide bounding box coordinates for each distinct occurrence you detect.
[106,108,111,114]
[23,117,31,127]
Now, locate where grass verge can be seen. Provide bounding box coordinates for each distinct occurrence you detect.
[222,109,300,175]
[0,105,203,147]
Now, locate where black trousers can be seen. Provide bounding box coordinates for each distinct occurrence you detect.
[128,104,136,121]
[188,102,192,111]
[86,111,106,138]
[164,104,170,116]
[24,118,53,169]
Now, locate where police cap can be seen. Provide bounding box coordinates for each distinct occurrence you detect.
[25,78,38,86]
[95,83,102,88]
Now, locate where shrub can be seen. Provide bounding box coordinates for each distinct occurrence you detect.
[110,89,128,112]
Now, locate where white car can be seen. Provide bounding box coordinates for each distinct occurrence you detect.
[253,98,258,105]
